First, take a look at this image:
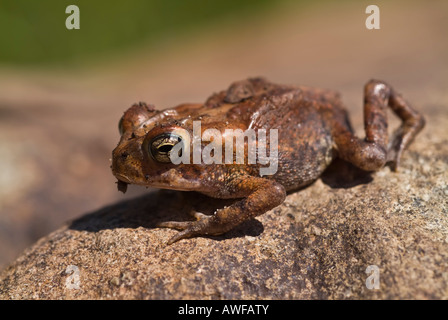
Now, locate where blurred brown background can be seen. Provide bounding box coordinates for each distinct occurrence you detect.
[0,0,447,269]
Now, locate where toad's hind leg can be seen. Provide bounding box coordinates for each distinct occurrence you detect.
[334,79,425,171]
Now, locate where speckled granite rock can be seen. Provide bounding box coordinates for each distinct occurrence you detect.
[1,104,447,300]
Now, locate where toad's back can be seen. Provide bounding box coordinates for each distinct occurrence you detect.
[208,79,350,190]
[251,86,345,190]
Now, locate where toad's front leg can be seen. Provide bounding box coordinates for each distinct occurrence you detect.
[157,176,286,244]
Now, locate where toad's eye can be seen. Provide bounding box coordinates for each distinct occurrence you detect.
[118,116,125,135]
[149,133,183,163]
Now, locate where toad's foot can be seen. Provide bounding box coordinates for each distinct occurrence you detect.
[157,211,223,245]
[157,176,286,244]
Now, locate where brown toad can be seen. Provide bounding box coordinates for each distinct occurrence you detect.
[111,77,424,244]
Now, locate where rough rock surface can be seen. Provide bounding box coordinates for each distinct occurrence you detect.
[1,103,447,299]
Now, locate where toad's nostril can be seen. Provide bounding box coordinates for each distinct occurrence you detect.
[121,152,129,159]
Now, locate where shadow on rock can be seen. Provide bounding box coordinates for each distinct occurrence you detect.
[69,190,264,240]
[320,158,373,189]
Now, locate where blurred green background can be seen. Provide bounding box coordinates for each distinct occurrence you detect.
[0,0,285,66]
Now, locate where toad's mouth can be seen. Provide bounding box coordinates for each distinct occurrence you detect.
[116,180,128,193]
[114,173,130,193]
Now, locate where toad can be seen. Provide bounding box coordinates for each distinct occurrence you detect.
[111,78,424,244]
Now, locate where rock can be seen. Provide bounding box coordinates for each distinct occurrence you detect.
[1,104,447,299]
